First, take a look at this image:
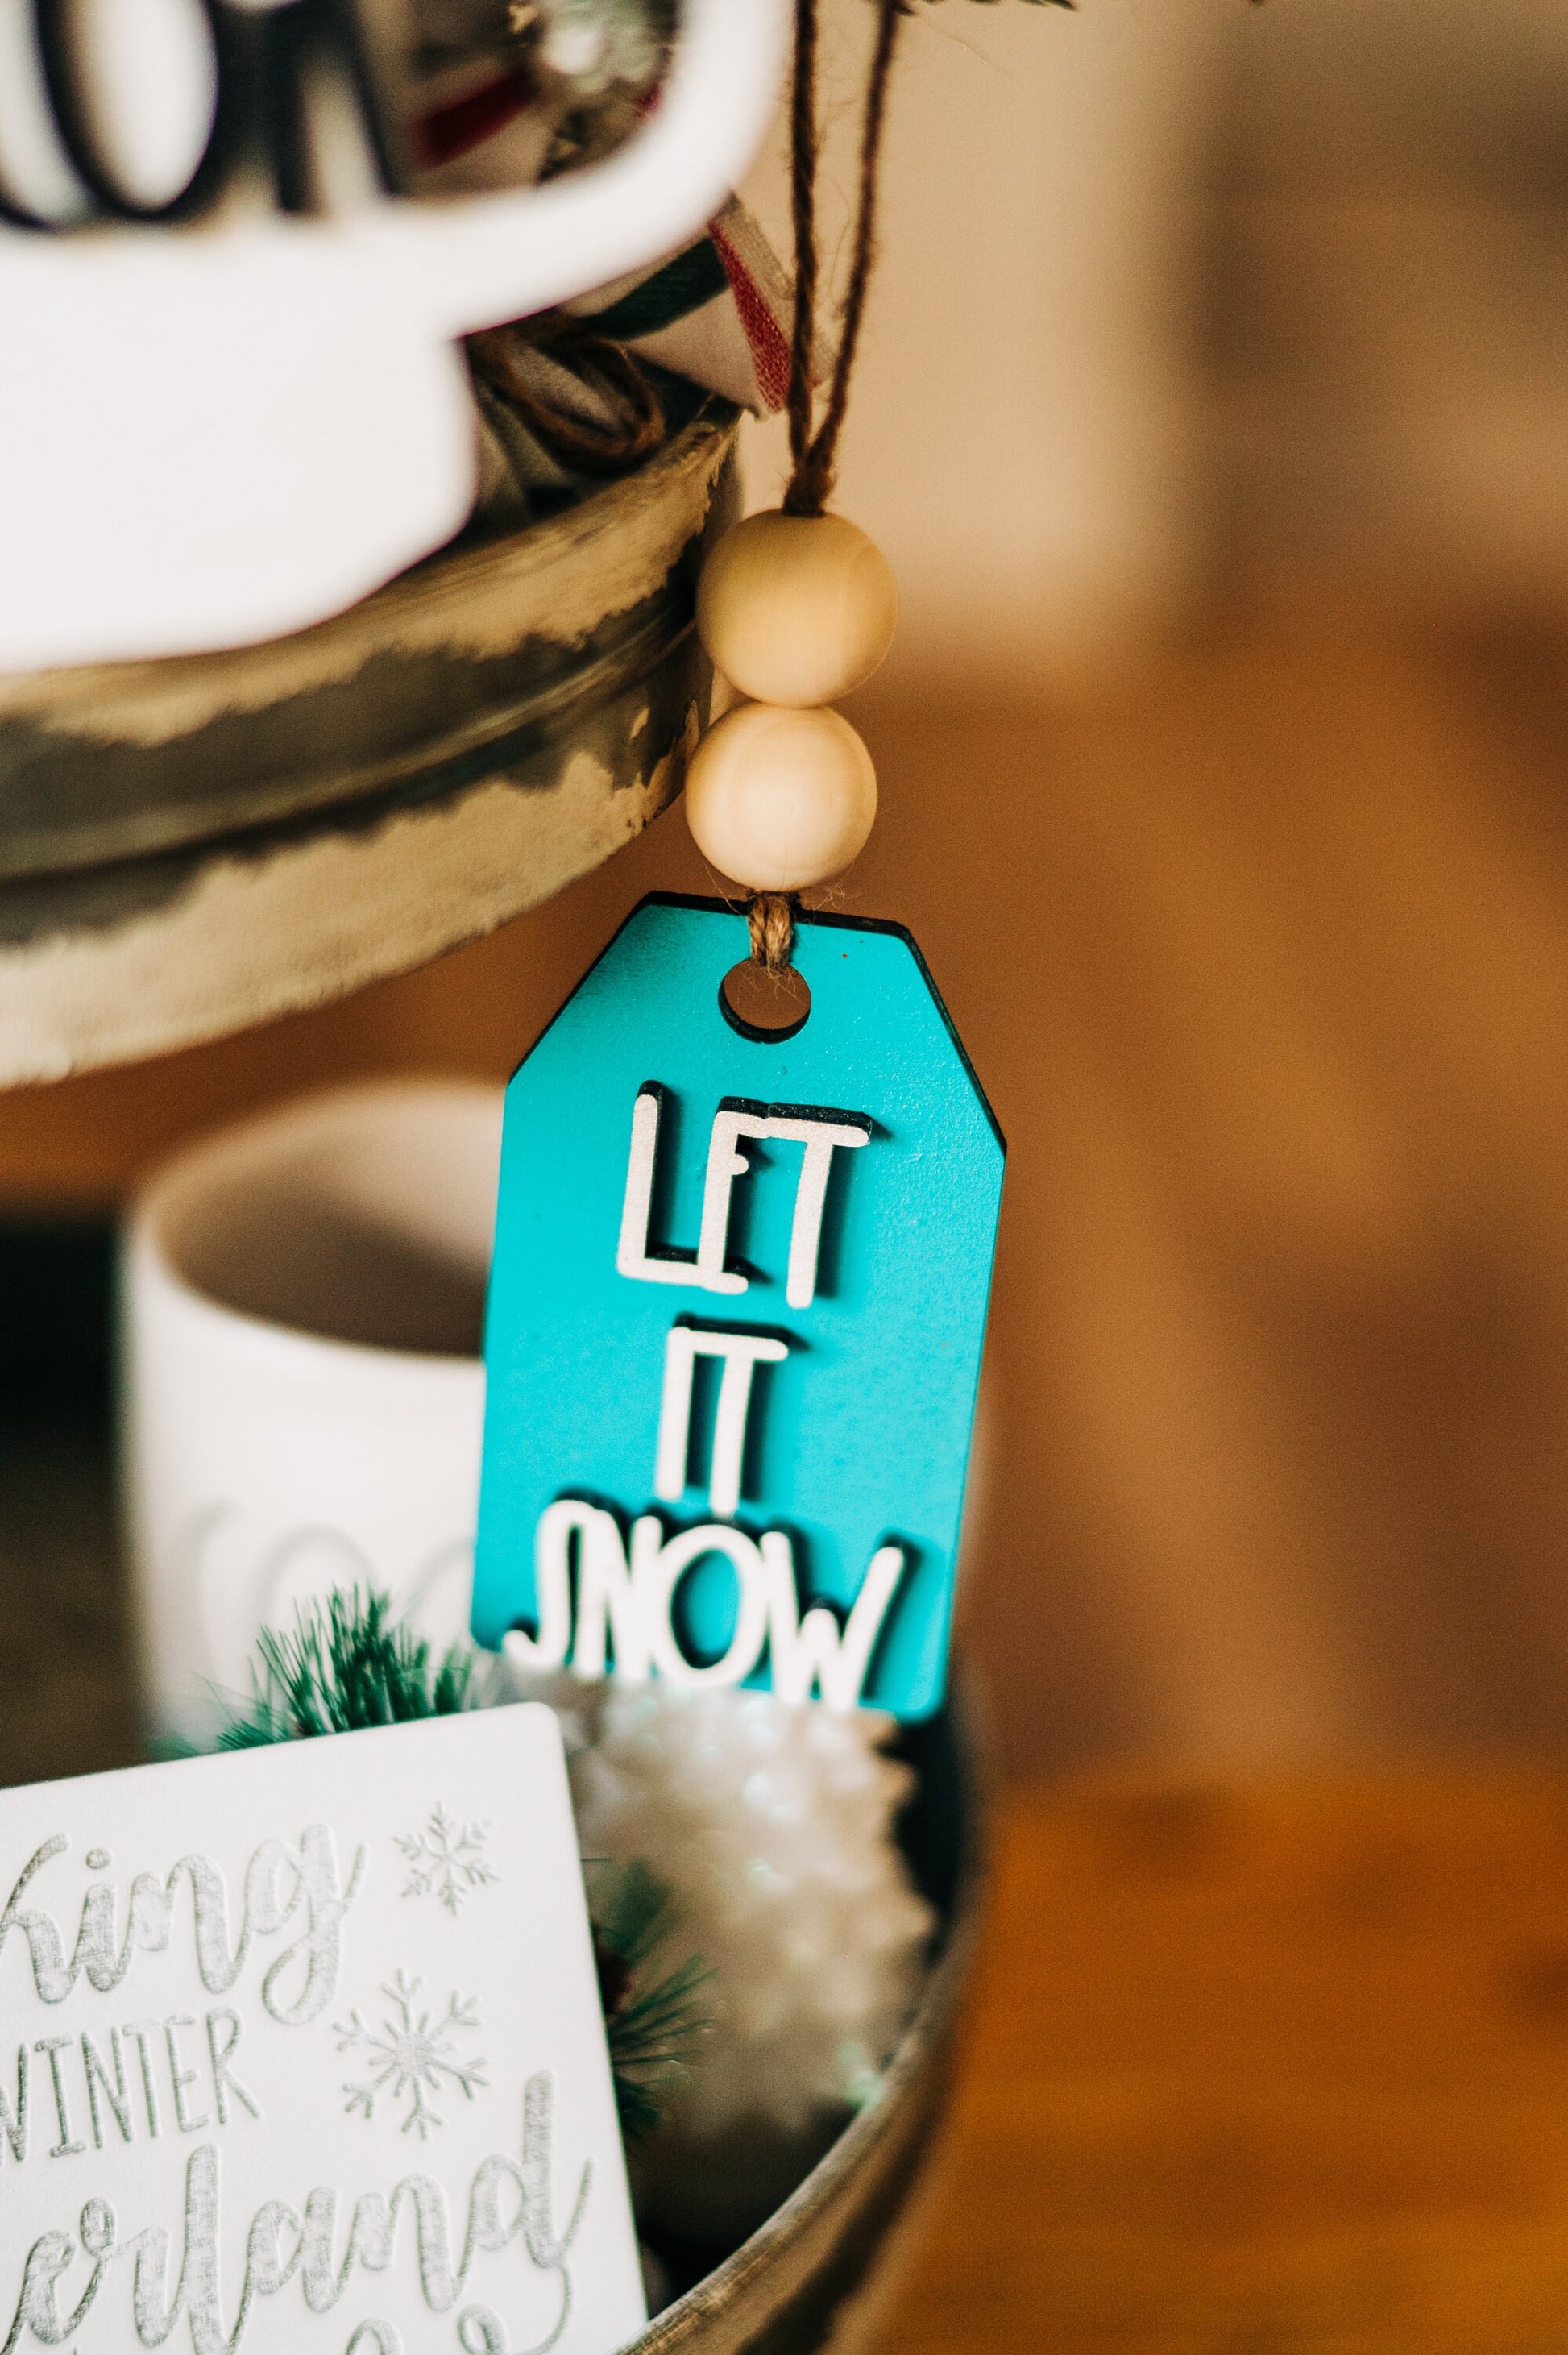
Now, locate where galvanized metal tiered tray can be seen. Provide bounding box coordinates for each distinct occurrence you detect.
[0,392,739,1086]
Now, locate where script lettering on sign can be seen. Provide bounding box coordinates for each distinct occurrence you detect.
[0,1711,644,2355]
[475,895,1005,1719]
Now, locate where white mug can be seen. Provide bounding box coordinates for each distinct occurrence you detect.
[0,0,786,675]
[122,1078,503,1749]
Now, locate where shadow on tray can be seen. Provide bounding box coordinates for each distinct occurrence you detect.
[0,1216,137,1786]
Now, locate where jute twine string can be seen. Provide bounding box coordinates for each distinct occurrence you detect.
[749,0,905,978]
[746,898,800,981]
[783,0,904,525]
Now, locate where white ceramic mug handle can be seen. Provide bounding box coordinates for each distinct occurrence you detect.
[359,0,790,339]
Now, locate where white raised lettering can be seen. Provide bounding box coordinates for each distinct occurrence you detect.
[760,1533,906,1709]
[518,1497,906,1709]
[616,1088,701,1287]
[694,1107,768,1293]
[763,1115,871,1309]
[654,1326,789,1518]
[504,1499,594,1672]
[566,1510,651,1685]
[617,1089,873,1304]
[632,1519,769,1689]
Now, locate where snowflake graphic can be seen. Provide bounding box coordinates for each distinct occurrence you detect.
[336,1971,488,2138]
[396,1802,498,1917]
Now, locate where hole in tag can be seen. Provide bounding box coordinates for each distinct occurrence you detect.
[720,961,811,1043]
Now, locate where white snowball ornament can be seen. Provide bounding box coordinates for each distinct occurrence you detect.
[566,1681,935,2242]
[697,512,898,708]
[683,700,877,891]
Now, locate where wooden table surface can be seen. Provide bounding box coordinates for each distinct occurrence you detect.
[874,1775,1568,2353]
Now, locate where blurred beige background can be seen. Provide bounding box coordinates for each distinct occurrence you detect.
[10,0,1568,1780]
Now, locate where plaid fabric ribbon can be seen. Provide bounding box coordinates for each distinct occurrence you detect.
[561,196,797,416]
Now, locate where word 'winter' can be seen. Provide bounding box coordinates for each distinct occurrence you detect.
[0,2008,259,2167]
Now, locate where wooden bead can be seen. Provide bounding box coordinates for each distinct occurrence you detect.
[696,512,898,708]
[684,703,877,891]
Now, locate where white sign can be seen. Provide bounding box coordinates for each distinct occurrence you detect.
[0,0,786,675]
[0,1708,645,2355]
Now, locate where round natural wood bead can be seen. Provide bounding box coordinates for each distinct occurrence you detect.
[696,512,898,708]
[684,702,877,891]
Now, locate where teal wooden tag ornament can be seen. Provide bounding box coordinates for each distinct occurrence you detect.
[472,891,1003,1719]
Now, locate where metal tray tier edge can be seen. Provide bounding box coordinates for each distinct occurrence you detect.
[0,397,740,1087]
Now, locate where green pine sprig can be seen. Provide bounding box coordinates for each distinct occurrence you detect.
[218,1587,475,1745]
[214,1586,707,2143]
[586,1856,711,2145]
